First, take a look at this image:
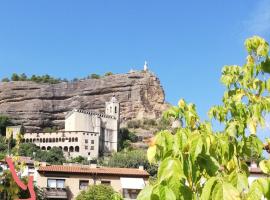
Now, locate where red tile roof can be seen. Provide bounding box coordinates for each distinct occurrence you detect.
[38,165,149,177]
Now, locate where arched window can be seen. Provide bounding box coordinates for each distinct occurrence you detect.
[47,146,51,150]
[43,138,45,143]
[49,138,52,143]
[59,146,62,150]
[115,106,117,113]
[46,138,48,143]
[26,139,29,143]
[75,137,78,142]
[69,146,74,152]
[69,138,71,142]
[22,139,25,143]
[56,138,58,142]
[64,146,68,152]
[75,146,80,152]
[41,146,46,150]
[33,139,36,142]
[53,138,55,142]
[62,138,65,142]
[72,138,74,142]
[37,138,39,142]
[30,139,33,143]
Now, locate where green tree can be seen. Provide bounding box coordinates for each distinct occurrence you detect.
[104,72,114,76]
[1,77,10,82]
[138,36,270,200]
[89,73,100,79]
[106,150,157,177]
[11,73,20,81]
[0,115,12,136]
[118,128,138,150]
[69,156,88,164]
[41,147,66,164]
[76,184,123,200]
[17,143,40,157]
[19,73,27,81]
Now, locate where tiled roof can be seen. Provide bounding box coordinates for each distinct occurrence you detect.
[38,165,149,177]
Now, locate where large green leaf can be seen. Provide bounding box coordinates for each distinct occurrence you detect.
[158,185,176,200]
[147,145,157,164]
[157,158,183,182]
[228,171,248,193]
[137,185,153,200]
[259,160,270,174]
[246,178,270,200]
[197,154,219,176]
[189,134,203,161]
[201,177,218,200]
[212,182,240,200]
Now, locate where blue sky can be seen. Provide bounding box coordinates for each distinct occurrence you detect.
[1,0,270,123]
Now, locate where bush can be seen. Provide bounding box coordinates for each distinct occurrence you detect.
[76,184,122,200]
[104,72,113,76]
[106,150,157,176]
[89,74,100,79]
[0,115,13,136]
[126,120,141,129]
[118,128,138,150]
[68,156,88,164]
[1,78,10,82]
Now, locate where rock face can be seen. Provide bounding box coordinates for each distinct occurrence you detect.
[0,71,167,131]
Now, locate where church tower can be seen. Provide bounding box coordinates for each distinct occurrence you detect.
[105,96,120,120]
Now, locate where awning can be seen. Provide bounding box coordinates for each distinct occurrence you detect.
[120,177,145,190]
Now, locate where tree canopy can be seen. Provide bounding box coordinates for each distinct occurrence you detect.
[76,184,123,200]
[138,36,270,200]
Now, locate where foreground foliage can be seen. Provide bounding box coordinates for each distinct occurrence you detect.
[76,184,123,200]
[138,36,270,200]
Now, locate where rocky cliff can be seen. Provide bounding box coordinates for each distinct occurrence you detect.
[0,71,167,131]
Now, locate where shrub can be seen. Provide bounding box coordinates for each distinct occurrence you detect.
[76,184,122,200]
[89,74,100,79]
[104,72,113,76]
[126,120,141,129]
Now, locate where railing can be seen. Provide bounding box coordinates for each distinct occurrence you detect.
[44,187,68,199]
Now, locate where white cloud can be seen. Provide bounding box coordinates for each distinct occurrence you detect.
[245,0,270,37]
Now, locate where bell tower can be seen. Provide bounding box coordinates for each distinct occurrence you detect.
[105,96,120,120]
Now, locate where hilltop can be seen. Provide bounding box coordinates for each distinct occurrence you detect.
[0,70,168,131]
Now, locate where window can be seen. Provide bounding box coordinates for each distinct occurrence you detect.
[85,146,88,150]
[88,152,91,155]
[85,139,88,144]
[123,189,140,199]
[115,106,117,113]
[79,180,89,190]
[47,179,65,188]
[91,140,94,144]
[101,180,111,185]
[91,146,94,150]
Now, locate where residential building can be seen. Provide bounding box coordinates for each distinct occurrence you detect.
[37,164,149,200]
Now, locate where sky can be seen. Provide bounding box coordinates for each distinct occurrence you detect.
[1,0,270,135]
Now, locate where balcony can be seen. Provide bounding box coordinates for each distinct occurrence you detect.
[44,187,68,199]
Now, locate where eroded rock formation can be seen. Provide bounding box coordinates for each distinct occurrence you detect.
[0,71,167,131]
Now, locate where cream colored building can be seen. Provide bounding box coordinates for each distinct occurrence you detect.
[37,164,149,200]
[22,97,120,159]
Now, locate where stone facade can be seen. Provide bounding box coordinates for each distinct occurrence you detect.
[22,97,119,159]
